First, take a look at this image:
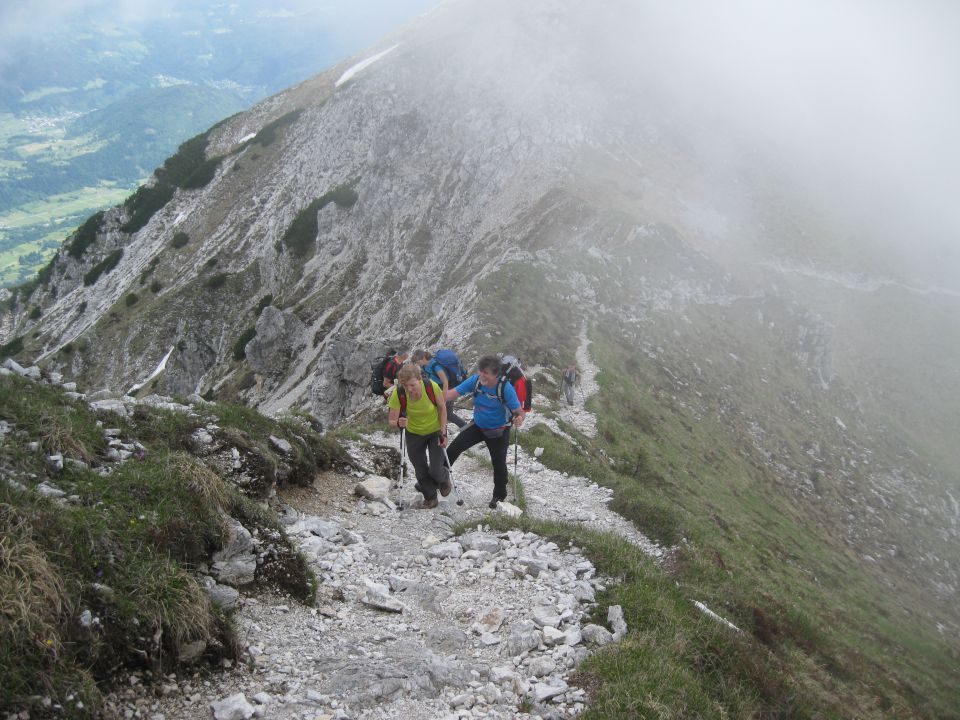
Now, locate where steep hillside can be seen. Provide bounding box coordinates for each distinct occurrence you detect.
[1,1,958,715]
[0,0,439,287]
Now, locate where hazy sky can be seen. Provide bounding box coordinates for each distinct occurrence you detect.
[582,0,960,280]
[0,0,438,72]
[0,0,437,32]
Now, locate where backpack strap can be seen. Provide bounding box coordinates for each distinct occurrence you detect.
[423,381,439,408]
[424,359,443,384]
[385,356,401,379]
[472,376,509,405]
[399,382,439,416]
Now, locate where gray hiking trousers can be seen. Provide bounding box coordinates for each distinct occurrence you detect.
[404,431,448,500]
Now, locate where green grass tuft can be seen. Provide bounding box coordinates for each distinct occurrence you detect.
[280,182,360,258]
[83,248,123,286]
[0,372,345,714]
[232,326,256,360]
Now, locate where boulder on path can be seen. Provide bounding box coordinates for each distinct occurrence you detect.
[210,692,254,720]
[354,475,392,500]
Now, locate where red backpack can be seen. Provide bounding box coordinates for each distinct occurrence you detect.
[469,355,533,412]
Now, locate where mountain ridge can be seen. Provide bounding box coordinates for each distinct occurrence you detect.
[1,1,958,714]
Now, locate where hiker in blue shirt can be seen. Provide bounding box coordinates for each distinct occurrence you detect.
[412,348,468,430]
[444,354,526,508]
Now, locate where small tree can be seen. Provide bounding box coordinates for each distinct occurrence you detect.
[84,249,124,286]
[232,327,257,360]
[205,272,228,290]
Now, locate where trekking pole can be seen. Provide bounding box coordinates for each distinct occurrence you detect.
[511,425,519,501]
[442,445,465,507]
[395,427,407,510]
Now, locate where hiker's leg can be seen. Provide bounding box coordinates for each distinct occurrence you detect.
[404,433,434,498]
[446,423,482,466]
[485,432,511,501]
[446,400,467,428]
[425,433,448,490]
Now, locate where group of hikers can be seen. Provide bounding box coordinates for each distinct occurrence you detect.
[372,347,580,510]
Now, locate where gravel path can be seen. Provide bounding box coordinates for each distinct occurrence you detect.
[104,330,661,720]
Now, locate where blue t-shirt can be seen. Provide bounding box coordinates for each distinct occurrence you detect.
[455,373,520,429]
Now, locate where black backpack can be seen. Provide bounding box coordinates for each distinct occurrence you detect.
[369,349,397,396]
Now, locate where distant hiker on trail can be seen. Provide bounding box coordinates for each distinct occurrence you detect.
[443,354,525,509]
[413,348,468,430]
[561,363,581,406]
[380,350,408,397]
[387,363,451,509]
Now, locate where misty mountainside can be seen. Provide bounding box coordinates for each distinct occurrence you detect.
[1,0,958,709]
[0,0,434,288]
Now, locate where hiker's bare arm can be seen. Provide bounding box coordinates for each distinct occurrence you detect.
[438,387,448,430]
[438,404,448,446]
[443,387,460,402]
[388,408,407,428]
[511,409,526,426]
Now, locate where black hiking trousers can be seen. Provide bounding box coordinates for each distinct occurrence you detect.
[446,400,468,428]
[446,423,511,501]
[405,431,447,500]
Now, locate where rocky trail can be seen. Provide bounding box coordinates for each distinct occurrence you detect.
[103,332,662,720]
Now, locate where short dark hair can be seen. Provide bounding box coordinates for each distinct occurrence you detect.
[397,363,422,383]
[477,354,501,373]
[411,349,431,363]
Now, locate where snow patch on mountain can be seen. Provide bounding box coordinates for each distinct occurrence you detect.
[336,44,400,87]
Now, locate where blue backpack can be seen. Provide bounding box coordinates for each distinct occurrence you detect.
[425,348,466,387]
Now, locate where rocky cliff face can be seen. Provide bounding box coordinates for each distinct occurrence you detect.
[0,2,869,421]
[2,0,957,512]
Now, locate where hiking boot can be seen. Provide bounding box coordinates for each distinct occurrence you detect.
[423,496,438,509]
[439,478,452,497]
[488,496,504,509]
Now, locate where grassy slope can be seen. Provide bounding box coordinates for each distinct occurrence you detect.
[0,373,346,717]
[0,85,247,288]
[471,259,959,718]
[585,319,958,717]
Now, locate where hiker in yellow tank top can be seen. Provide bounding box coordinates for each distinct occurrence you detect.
[387,363,450,509]
[388,380,443,435]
